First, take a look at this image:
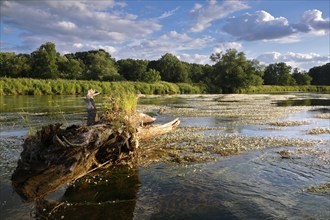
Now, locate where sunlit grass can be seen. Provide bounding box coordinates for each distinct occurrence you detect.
[0,77,206,96]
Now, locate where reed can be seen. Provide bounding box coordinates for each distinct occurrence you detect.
[2,78,328,95]
[240,85,330,93]
[0,77,206,96]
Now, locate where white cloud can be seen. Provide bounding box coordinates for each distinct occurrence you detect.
[222,9,330,41]
[222,10,293,41]
[1,0,161,52]
[158,7,180,19]
[73,43,83,49]
[178,53,210,64]
[134,31,213,53]
[91,45,117,55]
[56,21,77,30]
[293,9,330,35]
[189,0,249,32]
[257,51,329,70]
[190,3,203,13]
[213,42,242,53]
[115,31,214,61]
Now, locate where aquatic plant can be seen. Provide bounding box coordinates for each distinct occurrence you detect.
[18,109,36,136]
[313,113,330,119]
[268,120,310,127]
[303,182,330,193]
[307,127,330,135]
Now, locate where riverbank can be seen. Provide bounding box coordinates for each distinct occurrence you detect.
[0,77,206,95]
[241,85,330,93]
[1,77,329,96]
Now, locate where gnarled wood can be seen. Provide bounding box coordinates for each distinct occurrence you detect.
[11,90,180,201]
[85,89,100,126]
[138,118,180,140]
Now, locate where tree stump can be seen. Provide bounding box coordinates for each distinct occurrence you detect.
[11,90,180,201]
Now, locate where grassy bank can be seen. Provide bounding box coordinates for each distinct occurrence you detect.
[240,85,330,93]
[0,77,206,96]
[1,78,329,95]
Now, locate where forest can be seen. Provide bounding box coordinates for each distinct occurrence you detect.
[1,42,329,93]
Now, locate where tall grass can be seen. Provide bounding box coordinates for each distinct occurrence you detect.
[239,85,330,93]
[1,78,329,95]
[0,77,207,96]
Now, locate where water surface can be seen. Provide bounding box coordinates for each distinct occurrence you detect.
[1,93,329,219]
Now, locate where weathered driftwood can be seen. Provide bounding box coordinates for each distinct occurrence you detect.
[85,89,100,126]
[11,90,180,201]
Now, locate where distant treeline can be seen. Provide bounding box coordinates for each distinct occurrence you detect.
[1,42,329,93]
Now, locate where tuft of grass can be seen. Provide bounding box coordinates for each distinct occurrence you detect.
[18,109,36,136]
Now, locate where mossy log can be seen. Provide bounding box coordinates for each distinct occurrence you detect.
[11,90,180,201]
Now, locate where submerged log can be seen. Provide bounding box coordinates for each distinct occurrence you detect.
[11,90,180,201]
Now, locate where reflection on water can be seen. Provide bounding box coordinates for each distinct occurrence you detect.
[136,146,329,219]
[276,98,330,106]
[34,167,140,219]
[1,94,329,219]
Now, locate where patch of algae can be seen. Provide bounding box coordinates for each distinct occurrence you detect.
[303,182,330,193]
[307,127,330,135]
[313,113,330,119]
[268,120,310,127]
[136,94,330,165]
[139,94,324,126]
[137,127,329,165]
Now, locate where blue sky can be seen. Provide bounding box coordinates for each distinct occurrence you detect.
[1,0,329,70]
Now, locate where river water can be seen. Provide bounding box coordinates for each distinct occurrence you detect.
[0,93,329,219]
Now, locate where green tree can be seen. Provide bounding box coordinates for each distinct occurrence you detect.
[117,59,148,81]
[308,63,330,85]
[188,63,206,83]
[57,55,84,79]
[246,59,264,86]
[210,49,263,93]
[0,52,31,77]
[30,42,58,78]
[73,49,119,81]
[140,69,161,83]
[263,62,295,85]
[292,68,312,85]
[157,53,189,83]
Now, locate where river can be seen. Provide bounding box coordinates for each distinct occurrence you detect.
[1,93,329,219]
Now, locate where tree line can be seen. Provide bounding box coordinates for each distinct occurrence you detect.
[1,42,329,93]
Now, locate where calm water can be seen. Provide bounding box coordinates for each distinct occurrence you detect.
[0,94,329,219]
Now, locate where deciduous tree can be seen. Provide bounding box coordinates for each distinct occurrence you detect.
[157,53,189,83]
[30,42,58,79]
[308,63,330,85]
[263,62,295,85]
[210,49,263,93]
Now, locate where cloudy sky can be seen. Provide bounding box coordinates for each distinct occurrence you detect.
[1,0,329,70]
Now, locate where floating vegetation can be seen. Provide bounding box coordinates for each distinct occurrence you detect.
[313,113,330,119]
[303,182,330,193]
[146,94,318,126]
[268,120,310,127]
[277,150,292,159]
[276,147,329,164]
[307,127,330,135]
[138,126,329,165]
[134,94,330,165]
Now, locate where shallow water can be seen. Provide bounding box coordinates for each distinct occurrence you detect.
[0,93,329,219]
